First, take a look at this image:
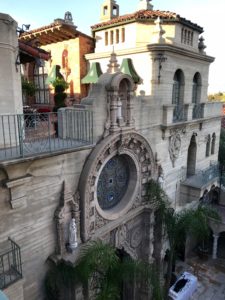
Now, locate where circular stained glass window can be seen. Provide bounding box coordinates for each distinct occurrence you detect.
[97,155,130,210]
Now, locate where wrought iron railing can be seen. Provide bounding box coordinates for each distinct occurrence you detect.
[0,238,22,289]
[192,104,203,119]
[200,163,219,184]
[0,109,93,161]
[173,105,186,123]
[181,163,220,187]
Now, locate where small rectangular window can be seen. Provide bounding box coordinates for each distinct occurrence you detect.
[116,29,119,43]
[105,31,108,46]
[110,30,114,45]
[121,28,125,43]
[103,6,108,15]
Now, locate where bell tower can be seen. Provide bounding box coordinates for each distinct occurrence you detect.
[100,0,119,22]
[137,0,153,10]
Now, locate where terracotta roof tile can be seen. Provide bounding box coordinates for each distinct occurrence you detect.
[91,9,203,32]
[20,20,93,43]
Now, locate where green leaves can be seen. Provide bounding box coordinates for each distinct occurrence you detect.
[21,77,36,96]
[51,77,69,93]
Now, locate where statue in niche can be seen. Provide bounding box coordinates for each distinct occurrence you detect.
[68,218,78,252]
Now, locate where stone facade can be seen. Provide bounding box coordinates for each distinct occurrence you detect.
[0,1,223,300]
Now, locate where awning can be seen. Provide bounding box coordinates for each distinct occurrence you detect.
[81,62,103,84]
[120,58,141,84]
[45,65,64,85]
[19,41,50,63]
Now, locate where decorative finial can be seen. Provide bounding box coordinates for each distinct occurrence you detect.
[198,36,206,54]
[151,17,165,44]
[107,50,120,74]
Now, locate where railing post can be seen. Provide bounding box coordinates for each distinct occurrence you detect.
[48,113,52,153]
[17,114,24,158]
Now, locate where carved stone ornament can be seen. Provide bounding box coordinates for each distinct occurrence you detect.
[169,129,183,167]
[115,224,127,248]
[130,226,143,249]
[79,131,157,242]
[114,225,138,260]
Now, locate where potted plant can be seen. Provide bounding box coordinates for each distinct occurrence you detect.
[51,77,69,137]
[51,77,69,112]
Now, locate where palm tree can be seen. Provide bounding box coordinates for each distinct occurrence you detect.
[147,179,220,299]
[45,240,163,300]
[75,240,163,300]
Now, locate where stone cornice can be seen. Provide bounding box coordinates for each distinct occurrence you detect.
[85,43,214,63]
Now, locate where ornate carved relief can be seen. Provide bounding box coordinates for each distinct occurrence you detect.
[79,131,157,242]
[169,128,185,167]
[95,209,110,230]
[130,226,143,249]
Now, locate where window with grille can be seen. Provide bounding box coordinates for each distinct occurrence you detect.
[33,65,50,104]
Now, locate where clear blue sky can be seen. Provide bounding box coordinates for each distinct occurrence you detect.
[1,0,224,93]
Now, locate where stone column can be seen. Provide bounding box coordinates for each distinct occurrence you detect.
[126,91,135,127]
[0,13,23,114]
[0,13,23,149]
[212,233,219,259]
[109,92,119,132]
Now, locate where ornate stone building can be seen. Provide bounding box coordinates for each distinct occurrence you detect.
[0,1,223,300]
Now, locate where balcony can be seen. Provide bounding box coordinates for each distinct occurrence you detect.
[162,102,222,126]
[0,108,93,162]
[192,104,203,119]
[0,238,22,289]
[180,164,220,204]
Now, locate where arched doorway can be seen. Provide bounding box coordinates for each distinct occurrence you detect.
[116,248,135,300]
[217,232,225,259]
[187,135,197,177]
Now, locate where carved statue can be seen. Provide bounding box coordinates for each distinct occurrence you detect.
[69,218,78,251]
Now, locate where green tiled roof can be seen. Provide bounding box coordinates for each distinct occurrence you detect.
[120,58,141,84]
[81,62,103,84]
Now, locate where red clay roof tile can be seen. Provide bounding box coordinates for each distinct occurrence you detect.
[91,9,203,33]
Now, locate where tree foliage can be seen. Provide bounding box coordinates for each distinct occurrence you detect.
[208,92,225,102]
[147,179,220,299]
[45,240,163,300]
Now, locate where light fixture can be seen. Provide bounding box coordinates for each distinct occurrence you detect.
[17,24,30,36]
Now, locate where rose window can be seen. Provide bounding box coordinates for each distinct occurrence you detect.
[97,155,129,210]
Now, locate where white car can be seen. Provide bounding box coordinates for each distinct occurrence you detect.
[168,271,198,300]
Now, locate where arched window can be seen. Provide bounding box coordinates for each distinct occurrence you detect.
[172,69,185,122]
[206,134,211,157]
[187,134,197,177]
[211,133,216,155]
[192,72,201,104]
[192,72,202,119]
